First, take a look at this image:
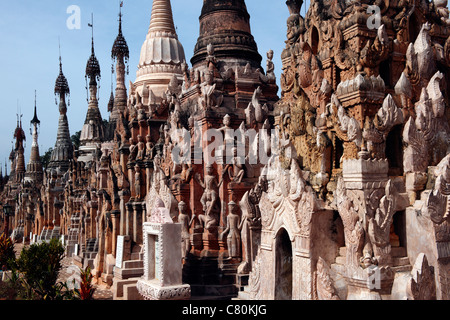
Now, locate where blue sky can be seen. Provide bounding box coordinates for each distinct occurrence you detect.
[0,0,306,172]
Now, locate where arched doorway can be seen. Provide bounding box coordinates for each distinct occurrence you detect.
[275,228,293,300]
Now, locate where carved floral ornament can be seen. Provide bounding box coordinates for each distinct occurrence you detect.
[259,155,317,238]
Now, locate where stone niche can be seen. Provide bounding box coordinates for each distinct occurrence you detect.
[136,220,191,300]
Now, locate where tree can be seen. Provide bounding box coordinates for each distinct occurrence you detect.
[71,131,81,151]
[12,238,65,300]
[40,148,53,170]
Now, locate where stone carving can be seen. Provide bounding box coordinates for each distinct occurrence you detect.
[403,117,428,174]
[252,87,269,125]
[195,165,221,231]
[238,175,267,274]
[423,154,450,243]
[414,23,436,83]
[129,138,137,161]
[313,257,340,300]
[333,94,362,158]
[260,156,318,237]
[248,248,262,300]
[367,180,397,266]
[134,165,142,200]
[146,160,178,220]
[359,25,390,70]
[137,282,191,301]
[335,177,365,269]
[148,198,173,224]
[220,201,241,258]
[407,253,436,300]
[404,71,447,182]
[266,50,276,83]
[223,147,246,183]
[177,201,191,258]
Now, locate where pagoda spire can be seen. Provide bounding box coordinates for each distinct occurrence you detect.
[79,14,104,158]
[13,110,26,183]
[148,0,177,36]
[25,90,43,184]
[48,47,73,173]
[110,2,130,122]
[86,13,101,90]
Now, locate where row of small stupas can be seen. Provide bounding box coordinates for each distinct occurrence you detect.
[1,0,450,300]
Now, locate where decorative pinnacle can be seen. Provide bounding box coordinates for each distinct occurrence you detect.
[31,90,40,125]
[112,1,129,61]
[55,43,70,97]
[86,13,101,85]
[148,0,177,36]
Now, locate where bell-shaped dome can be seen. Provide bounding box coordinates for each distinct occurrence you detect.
[134,0,186,98]
[86,46,101,85]
[55,58,70,97]
[112,13,129,61]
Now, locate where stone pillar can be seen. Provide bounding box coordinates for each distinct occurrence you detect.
[25,213,32,241]
[88,203,95,239]
[105,217,113,255]
[85,213,91,243]
[111,210,120,257]
[47,196,54,228]
[145,160,153,195]
[119,190,131,235]
[128,162,136,199]
[126,202,134,237]
[133,202,143,245]
[293,235,313,300]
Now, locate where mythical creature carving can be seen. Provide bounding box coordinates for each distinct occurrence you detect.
[364,94,404,159]
[367,180,397,266]
[313,257,340,300]
[360,25,390,71]
[423,154,450,226]
[335,177,365,268]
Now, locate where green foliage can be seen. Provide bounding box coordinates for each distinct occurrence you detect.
[0,269,26,300]
[74,266,96,300]
[71,131,81,151]
[12,238,67,300]
[40,147,53,170]
[0,233,15,270]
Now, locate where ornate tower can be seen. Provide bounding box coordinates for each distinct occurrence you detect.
[48,53,73,173]
[79,16,105,162]
[24,91,43,185]
[191,0,261,69]
[134,0,186,99]
[110,5,130,123]
[13,114,26,184]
